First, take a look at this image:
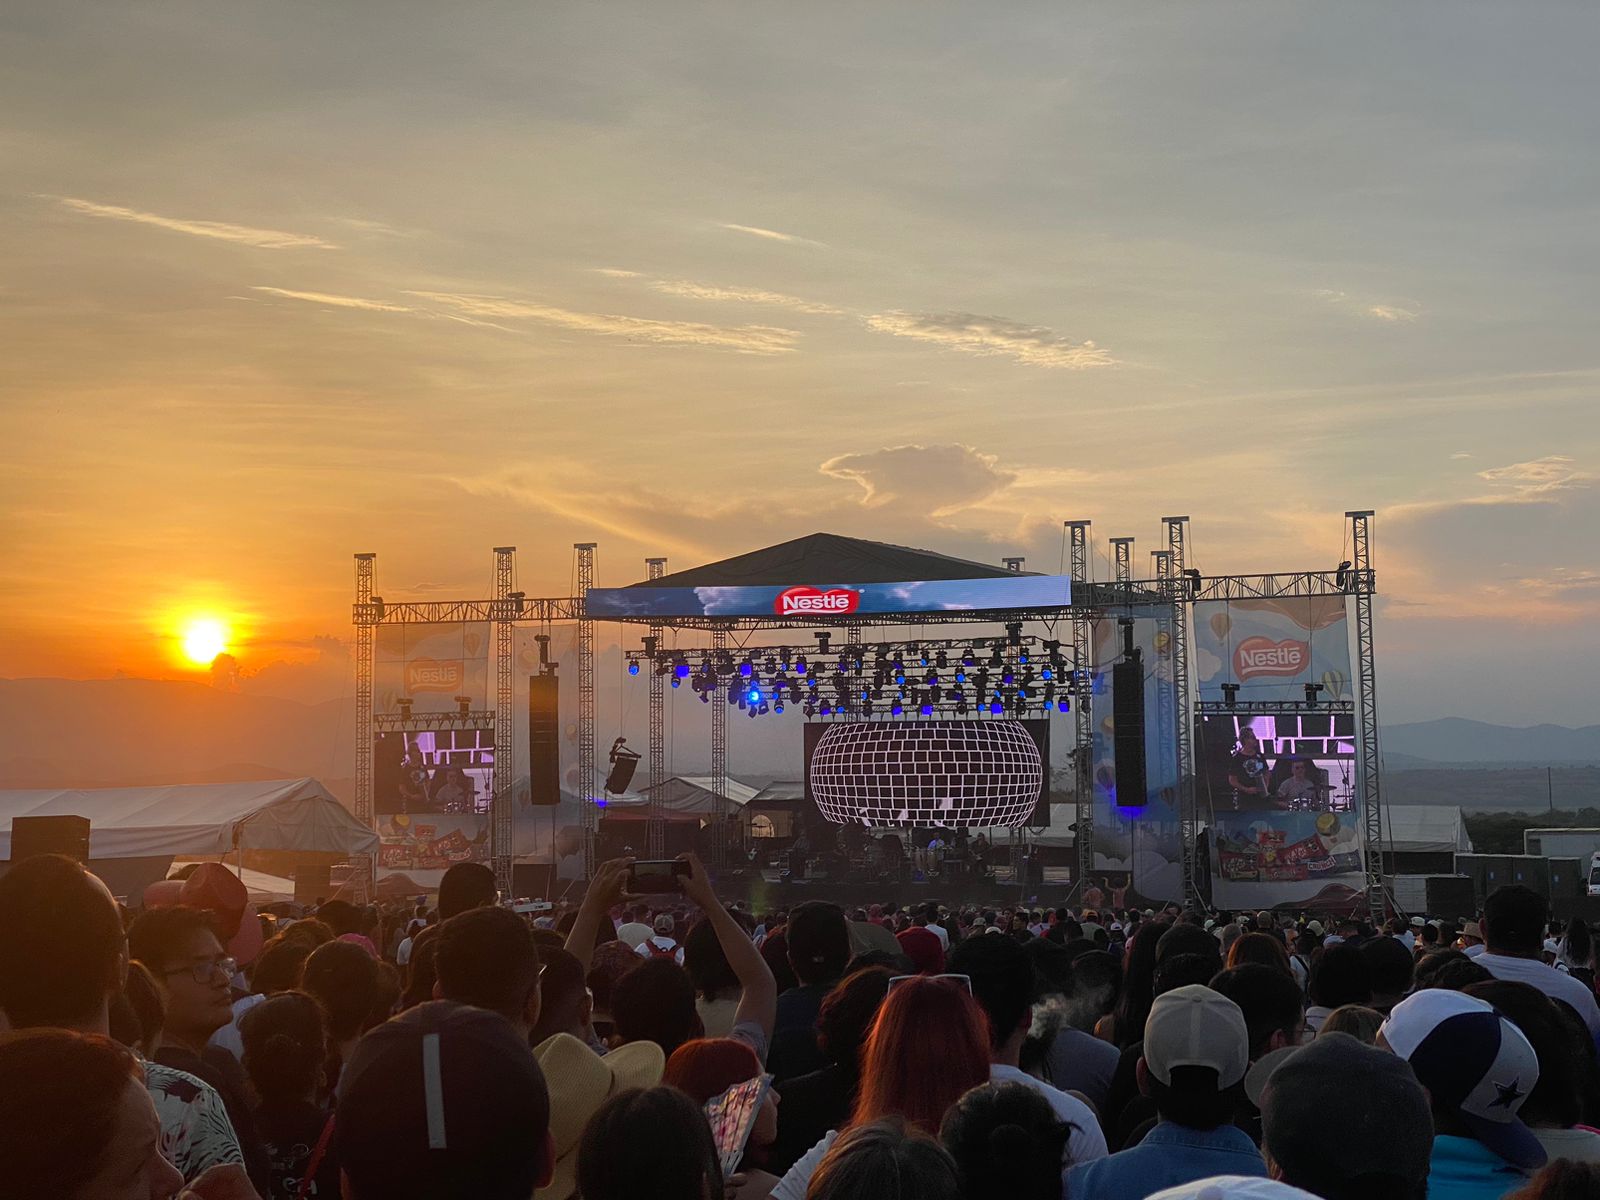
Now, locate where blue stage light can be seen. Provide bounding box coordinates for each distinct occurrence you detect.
[820,702,832,715]
[1041,668,1053,681]
[891,702,903,716]
[1020,652,1030,664]
[894,672,905,685]
[747,688,761,704]
[595,797,607,808]
[628,661,639,676]
[1002,671,1014,685]
[795,662,808,675]
[955,669,967,683]
[1057,699,1071,712]
[990,700,1004,714]
[675,663,691,678]
[920,703,934,716]
[739,662,752,677]
[774,701,784,714]
[671,677,681,689]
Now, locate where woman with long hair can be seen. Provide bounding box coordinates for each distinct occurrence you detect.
[769,976,992,1200]
[665,1036,781,1191]
[1098,919,1167,1045]
[240,991,339,1200]
[941,1081,1071,1200]
[805,1118,960,1200]
[577,1086,725,1200]
[1559,918,1595,990]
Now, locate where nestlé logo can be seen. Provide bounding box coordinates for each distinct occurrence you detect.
[775,586,860,617]
[1234,636,1309,680]
[406,657,465,692]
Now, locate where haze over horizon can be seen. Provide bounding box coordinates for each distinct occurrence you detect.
[4,4,1598,730]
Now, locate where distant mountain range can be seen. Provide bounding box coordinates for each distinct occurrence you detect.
[1,679,1597,815]
[1382,718,1600,768]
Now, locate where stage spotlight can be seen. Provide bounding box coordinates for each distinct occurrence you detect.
[956,700,969,715]
[920,703,934,716]
[739,661,753,678]
[628,661,639,676]
[1041,667,1053,681]
[1020,651,1030,665]
[1006,621,1023,645]
[671,677,681,689]
[955,668,967,683]
[936,651,948,668]
[795,656,808,675]
[820,702,832,715]
[891,701,903,716]
[990,700,1004,714]
[748,707,758,719]
[803,704,815,717]
[774,700,784,714]
[674,661,691,678]
[747,688,762,705]
[1057,699,1071,713]
[1002,671,1014,685]
[816,632,831,654]
[894,671,906,685]
[700,693,709,704]
[962,652,976,668]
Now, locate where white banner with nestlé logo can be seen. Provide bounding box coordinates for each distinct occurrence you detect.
[1192,598,1351,705]
[374,621,490,714]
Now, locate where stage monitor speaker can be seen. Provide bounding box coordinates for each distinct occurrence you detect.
[529,674,560,806]
[9,814,91,864]
[1111,657,1147,807]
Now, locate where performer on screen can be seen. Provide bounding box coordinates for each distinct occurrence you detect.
[1226,726,1273,809]
[1273,757,1323,810]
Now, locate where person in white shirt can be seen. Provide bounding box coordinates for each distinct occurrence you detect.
[635,913,684,964]
[1477,884,1600,1046]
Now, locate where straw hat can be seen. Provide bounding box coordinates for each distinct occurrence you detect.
[532,1033,665,1200]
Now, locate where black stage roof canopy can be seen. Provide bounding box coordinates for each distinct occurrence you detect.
[628,532,1036,589]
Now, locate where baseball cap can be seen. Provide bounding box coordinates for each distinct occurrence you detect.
[144,862,264,966]
[533,1032,665,1200]
[1144,984,1250,1088]
[1303,920,1324,937]
[1379,989,1545,1169]
[653,914,675,935]
[1252,1033,1431,1186]
[336,1001,553,1199]
[1410,916,1427,929]
[1146,1178,1320,1200]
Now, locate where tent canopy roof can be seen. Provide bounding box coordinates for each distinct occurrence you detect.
[638,776,760,813]
[1382,805,1473,854]
[0,778,379,860]
[630,533,1030,589]
[750,781,806,806]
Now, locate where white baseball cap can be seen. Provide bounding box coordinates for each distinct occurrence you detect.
[1146,1176,1321,1200]
[1143,984,1250,1089]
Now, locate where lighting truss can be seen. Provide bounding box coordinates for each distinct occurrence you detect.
[622,633,1084,720]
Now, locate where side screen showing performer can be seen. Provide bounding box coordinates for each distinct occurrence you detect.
[1225,725,1273,809]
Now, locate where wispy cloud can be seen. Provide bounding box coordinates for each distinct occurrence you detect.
[55,197,337,249]
[251,286,411,312]
[720,222,823,246]
[820,443,1018,516]
[408,291,801,355]
[1477,455,1591,496]
[593,268,642,278]
[865,311,1113,369]
[646,279,844,315]
[1316,288,1421,324]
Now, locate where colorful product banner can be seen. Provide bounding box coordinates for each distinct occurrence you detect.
[1193,598,1352,704]
[585,575,1072,619]
[1210,810,1366,908]
[377,813,490,872]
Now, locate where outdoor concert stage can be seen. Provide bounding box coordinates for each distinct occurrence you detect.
[354,512,1389,919]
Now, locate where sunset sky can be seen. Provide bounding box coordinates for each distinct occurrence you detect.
[3,4,1597,725]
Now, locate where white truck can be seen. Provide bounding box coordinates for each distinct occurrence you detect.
[1591,851,1600,899]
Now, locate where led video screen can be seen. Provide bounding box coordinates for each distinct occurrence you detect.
[1197,712,1355,815]
[803,719,1050,828]
[373,728,495,815]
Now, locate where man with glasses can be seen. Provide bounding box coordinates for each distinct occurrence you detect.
[129,903,269,1189]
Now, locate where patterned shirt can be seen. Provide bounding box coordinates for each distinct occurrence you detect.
[144,1060,245,1181]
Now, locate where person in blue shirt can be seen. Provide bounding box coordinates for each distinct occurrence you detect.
[1377,988,1546,1200]
[1066,985,1265,1200]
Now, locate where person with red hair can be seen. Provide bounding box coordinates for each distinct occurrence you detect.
[665,1036,782,1192]
[768,976,992,1200]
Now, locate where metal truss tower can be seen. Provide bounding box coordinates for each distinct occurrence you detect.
[1347,511,1387,923]
[575,543,598,878]
[1110,538,1134,586]
[646,557,668,858]
[1065,521,1093,894]
[492,548,516,897]
[1163,516,1202,909]
[353,553,377,901]
[711,626,729,870]
[1150,550,1176,861]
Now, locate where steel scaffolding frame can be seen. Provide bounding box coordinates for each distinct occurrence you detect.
[1066,521,1093,895]
[1163,516,1202,908]
[353,554,377,901]
[646,557,668,859]
[492,548,516,896]
[711,626,729,870]
[1111,538,1134,584]
[575,544,598,879]
[1347,510,1387,924]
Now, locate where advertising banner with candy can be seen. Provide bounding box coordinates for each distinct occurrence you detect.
[585,575,1071,619]
[376,813,490,873]
[1210,808,1366,909]
[374,621,490,713]
[1193,598,1351,705]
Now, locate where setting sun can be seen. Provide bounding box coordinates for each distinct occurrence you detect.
[180,618,229,665]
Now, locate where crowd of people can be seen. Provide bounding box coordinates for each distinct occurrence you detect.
[3,850,1600,1200]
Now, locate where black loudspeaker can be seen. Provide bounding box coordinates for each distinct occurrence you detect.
[511,863,553,900]
[10,815,91,864]
[1111,656,1147,807]
[1424,875,1478,921]
[529,674,560,806]
[605,738,641,795]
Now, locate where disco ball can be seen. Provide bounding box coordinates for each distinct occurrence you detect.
[810,720,1044,827]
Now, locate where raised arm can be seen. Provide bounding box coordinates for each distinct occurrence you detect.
[677,852,777,1040]
[564,857,633,973]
